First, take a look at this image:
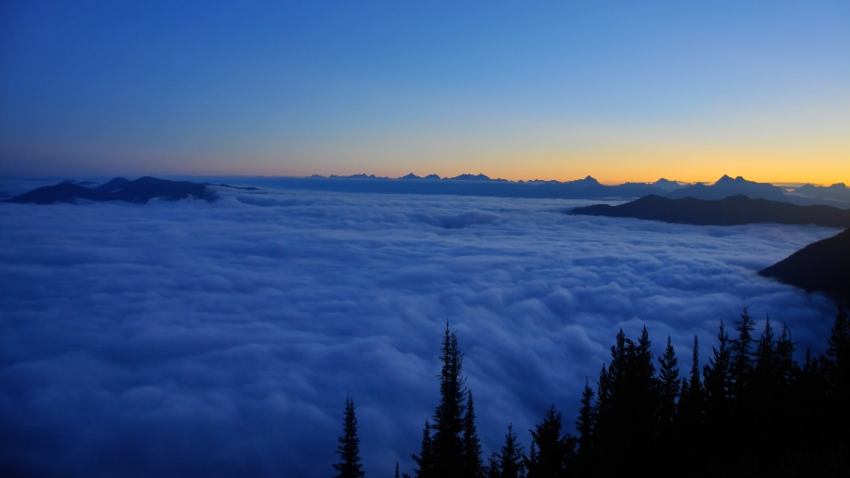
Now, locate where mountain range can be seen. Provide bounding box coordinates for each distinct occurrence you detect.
[569,194,850,228]
[5,176,213,204]
[5,174,849,209]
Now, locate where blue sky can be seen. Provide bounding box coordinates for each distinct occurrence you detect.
[1,1,848,183]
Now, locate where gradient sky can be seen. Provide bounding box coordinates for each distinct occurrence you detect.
[1,1,848,184]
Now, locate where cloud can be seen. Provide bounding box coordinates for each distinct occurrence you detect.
[0,188,840,477]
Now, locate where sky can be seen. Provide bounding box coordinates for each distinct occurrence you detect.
[0,187,840,477]
[1,0,848,184]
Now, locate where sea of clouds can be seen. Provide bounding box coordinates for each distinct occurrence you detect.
[0,187,840,477]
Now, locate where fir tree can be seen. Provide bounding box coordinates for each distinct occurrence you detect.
[487,453,501,478]
[412,419,434,478]
[775,323,796,391]
[677,335,703,443]
[636,325,656,385]
[526,406,571,478]
[689,335,702,398]
[575,379,595,459]
[496,425,526,478]
[755,316,775,377]
[658,335,680,427]
[703,320,732,444]
[461,390,483,478]
[824,305,850,446]
[431,323,467,477]
[730,307,756,398]
[333,396,365,478]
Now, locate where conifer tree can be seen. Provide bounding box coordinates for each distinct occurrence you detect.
[703,320,732,441]
[677,335,703,444]
[495,425,526,478]
[461,390,483,478]
[526,406,570,478]
[824,305,850,445]
[636,325,656,384]
[575,379,595,459]
[412,419,434,478]
[594,364,610,421]
[775,324,796,391]
[333,396,365,478]
[755,316,775,377]
[731,307,756,397]
[658,336,680,429]
[432,322,466,477]
[487,453,501,478]
[688,335,702,398]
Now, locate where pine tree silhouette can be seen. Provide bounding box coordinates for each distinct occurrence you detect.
[461,390,483,478]
[775,323,796,391]
[333,396,365,478]
[526,406,573,478]
[412,419,434,478]
[495,425,525,478]
[731,307,756,400]
[657,336,680,438]
[754,316,775,378]
[432,322,467,477]
[575,379,595,460]
[703,320,732,453]
[676,335,703,464]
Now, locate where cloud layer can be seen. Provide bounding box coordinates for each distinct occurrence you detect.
[0,188,840,477]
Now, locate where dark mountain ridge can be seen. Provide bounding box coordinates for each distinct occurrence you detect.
[5,176,214,204]
[221,175,671,199]
[668,175,787,201]
[760,228,850,299]
[790,182,850,204]
[570,194,850,228]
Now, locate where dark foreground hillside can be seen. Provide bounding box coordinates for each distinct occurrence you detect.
[570,194,850,228]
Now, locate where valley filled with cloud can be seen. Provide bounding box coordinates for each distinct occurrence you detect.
[0,188,840,477]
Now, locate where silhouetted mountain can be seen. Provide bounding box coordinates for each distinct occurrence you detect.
[7,182,109,204]
[399,173,442,180]
[329,173,390,179]
[446,173,493,181]
[760,228,850,298]
[570,194,850,227]
[6,176,214,204]
[791,183,850,204]
[60,179,100,187]
[228,175,669,200]
[652,178,687,192]
[669,175,787,201]
[94,177,131,193]
[568,175,601,187]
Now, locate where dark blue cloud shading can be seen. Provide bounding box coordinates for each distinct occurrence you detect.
[0,188,839,477]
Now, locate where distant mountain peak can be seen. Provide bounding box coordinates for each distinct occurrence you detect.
[651,178,687,192]
[447,173,491,181]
